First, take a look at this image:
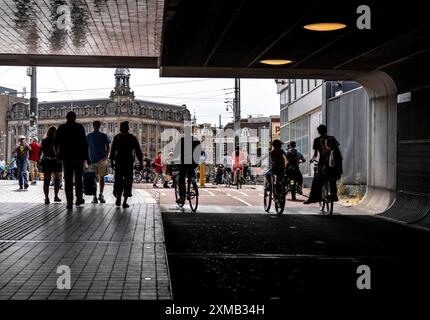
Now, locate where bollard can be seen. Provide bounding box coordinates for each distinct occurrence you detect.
[199,163,205,187]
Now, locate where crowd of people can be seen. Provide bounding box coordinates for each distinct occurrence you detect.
[6,111,342,210]
[265,124,343,204]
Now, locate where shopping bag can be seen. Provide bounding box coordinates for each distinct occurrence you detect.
[83,171,97,196]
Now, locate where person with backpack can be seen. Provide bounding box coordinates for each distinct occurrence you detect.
[285,141,306,195]
[304,124,342,204]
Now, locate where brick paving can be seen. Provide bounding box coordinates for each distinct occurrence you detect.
[0,181,171,300]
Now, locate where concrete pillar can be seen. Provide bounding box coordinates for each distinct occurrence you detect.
[355,71,397,213]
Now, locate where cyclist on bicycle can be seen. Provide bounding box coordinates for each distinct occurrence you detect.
[304,124,342,204]
[173,134,202,205]
[232,146,246,183]
[285,141,306,195]
[265,139,286,191]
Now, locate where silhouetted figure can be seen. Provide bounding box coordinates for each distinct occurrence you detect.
[86,120,111,204]
[304,124,342,204]
[39,127,62,204]
[54,111,89,209]
[173,134,201,205]
[109,121,143,208]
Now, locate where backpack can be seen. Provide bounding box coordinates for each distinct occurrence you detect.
[286,149,299,168]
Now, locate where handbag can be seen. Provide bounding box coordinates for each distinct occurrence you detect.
[83,170,97,196]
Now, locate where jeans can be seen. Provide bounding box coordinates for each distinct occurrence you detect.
[178,165,196,199]
[63,160,84,204]
[16,157,29,188]
[153,172,165,185]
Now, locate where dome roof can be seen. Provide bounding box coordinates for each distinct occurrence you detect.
[114,68,131,76]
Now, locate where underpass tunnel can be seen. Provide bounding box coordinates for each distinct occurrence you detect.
[0,0,429,226]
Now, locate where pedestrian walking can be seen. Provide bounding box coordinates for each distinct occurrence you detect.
[29,137,40,185]
[86,121,111,204]
[13,135,31,190]
[152,151,165,188]
[54,111,89,209]
[38,127,62,204]
[109,121,143,208]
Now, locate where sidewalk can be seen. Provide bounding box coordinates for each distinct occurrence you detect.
[0,180,171,300]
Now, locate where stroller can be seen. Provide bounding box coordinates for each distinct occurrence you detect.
[213,164,225,185]
[1,159,17,180]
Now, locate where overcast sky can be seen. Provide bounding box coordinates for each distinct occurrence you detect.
[0,67,280,126]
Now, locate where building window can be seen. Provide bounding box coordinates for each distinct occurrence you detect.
[290,80,296,102]
[303,79,309,94]
[296,79,302,97]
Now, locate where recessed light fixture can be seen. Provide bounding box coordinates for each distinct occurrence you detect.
[259,59,293,66]
[303,22,347,31]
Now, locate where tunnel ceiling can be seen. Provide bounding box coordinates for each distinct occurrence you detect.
[0,0,164,67]
[160,0,430,83]
[0,0,429,86]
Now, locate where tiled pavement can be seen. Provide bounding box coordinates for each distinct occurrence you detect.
[0,181,171,300]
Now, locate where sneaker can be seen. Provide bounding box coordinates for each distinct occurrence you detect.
[66,203,73,209]
[98,194,106,203]
[54,197,62,202]
[19,186,23,190]
[75,198,85,206]
[45,198,50,205]
[122,202,130,209]
[31,181,37,185]
[24,184,29,189]
[152,184,158,188]
[91,196,98,204]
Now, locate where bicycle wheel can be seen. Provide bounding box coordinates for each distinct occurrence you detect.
[320,182,334,215]
[174,180,184,208]
[188,179,199,212]
[133,171,143,183]
[263,178,272,212]
[274,181,286,215]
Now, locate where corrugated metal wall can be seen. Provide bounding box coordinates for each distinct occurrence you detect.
[326,88,368,184]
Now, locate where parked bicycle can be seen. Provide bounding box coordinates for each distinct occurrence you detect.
[133,164,155,184]
[174,169,199,212]
[263,171,286,215]
[311,160,334,215]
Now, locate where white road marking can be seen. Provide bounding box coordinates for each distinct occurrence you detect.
[203,189,216,196]
[161,193,166,196]
[239,192,248,197]
[259,193,264,197]
[223,193,252,206]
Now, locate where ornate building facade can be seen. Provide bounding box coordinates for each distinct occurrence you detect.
[6,68,190,160]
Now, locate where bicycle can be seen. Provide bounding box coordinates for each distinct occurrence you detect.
[311,160,334,215]
[133,164,155,184]
[234,167,244,189]
[174,168,199,212]
[263,170,286,215]
[224,169,232,188]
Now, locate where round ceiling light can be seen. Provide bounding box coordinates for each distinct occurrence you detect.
[259,59,293,66]
[303,22,347,31]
